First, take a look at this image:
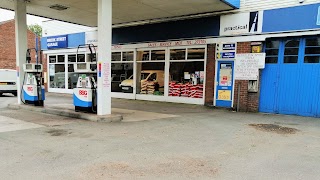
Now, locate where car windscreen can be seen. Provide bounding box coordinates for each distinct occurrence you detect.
[141,73,150,80]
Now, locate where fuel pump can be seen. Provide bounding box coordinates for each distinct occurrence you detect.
[73,44,98,113]
[22,48,45,106]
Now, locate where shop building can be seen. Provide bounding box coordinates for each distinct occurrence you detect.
[40,2,320,117]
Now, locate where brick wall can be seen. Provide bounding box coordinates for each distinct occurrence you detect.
[0,19,48,90]
[233,42,260,112]
[205,44,215,105]
[0,20,40,70]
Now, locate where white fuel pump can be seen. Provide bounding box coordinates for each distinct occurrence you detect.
[22,48,45,106]
[73,44,98,113]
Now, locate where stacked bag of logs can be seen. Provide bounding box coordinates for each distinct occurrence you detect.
[169,82,203,98]
[140,81,156,95]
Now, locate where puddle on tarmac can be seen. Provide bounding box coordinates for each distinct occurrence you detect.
[249,124,299,134]
[47,129,69,136]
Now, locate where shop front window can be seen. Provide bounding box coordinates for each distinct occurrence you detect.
[187,48,205,60]
[49,56,56,63]
[77,54,85,62]
[265,39,280,64]
[112,63,134,93]
[65,54,79,89]
[284,39,299,64]
[169,61,204,98]
[151,50,165,60]
[68,55,76,62]
[136,50,165,96]
[112,52,121,61]
[169,47,205,99]
[49,61,65,89]
[112,51,134,93]
[136,62,165,96]
[67,63,80,89]
[170,49,186,60]
[123,51,134,61]
[304,38,320,63]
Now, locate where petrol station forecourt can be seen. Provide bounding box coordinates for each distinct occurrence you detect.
[1,0,320,179]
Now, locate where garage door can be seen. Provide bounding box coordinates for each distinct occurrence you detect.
[260,37,320,117]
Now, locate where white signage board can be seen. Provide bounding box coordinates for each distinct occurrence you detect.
[85,31,98,46]
[220,11,263,36]
[235,54,260,80]
[49,64,55,76]
[255,53,266,69]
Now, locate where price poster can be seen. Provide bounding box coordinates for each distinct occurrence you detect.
[218,90,231,100]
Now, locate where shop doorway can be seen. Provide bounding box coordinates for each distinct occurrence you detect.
[215,61,234,108]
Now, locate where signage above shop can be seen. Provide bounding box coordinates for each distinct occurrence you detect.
[263,3,320,32]
[222,43,236,50]
[47,35,68,49]
[220,11,263,36]
[219,52,235,59]
[317,6,320,26]
[85,31,98,46]
[111,39,208,50]
[216,42,236,60]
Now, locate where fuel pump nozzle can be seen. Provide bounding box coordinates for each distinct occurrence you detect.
[26,49,31,63]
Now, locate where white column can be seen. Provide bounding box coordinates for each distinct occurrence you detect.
[15,0,27,104]
[97,0,112,115]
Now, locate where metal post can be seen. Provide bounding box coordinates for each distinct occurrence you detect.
[15,0,27,104]
[237,82,241,112]
[97,0,112,115]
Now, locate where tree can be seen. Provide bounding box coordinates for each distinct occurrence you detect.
[28,24,42,37]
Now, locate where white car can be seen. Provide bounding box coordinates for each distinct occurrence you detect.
[0,69,17,96]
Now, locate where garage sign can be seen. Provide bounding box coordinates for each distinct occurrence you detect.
[47,35,68,49]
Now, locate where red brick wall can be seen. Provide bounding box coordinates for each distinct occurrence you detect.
[205,44,216,105]
[233,42,260,112]
[0,20,40,70]
[0,20,48,90]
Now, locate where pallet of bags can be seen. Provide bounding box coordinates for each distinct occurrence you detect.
[189,91,203,98]
[147,90,155,94]
[169,82,175,96]
[170,92,180,96]
[147,81,156,94]
[169,82,182,96]
[196,84,204,90]
[189,84,203,98]
[180,83,190,97]
[140,81,148,94]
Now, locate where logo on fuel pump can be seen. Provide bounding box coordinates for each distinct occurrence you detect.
[79,90,88,96]
[27,86,33,92]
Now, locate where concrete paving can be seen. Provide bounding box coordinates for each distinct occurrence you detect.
[8,103,123,123]
[0,93,320,179]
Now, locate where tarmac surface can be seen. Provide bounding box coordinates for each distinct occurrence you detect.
[0,93,320,179]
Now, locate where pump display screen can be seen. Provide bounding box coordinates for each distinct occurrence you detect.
[25,64,32,70]
[35,65,42,70]
[77,63,87,70]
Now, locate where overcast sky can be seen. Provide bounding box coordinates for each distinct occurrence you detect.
[0,8,49,25]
